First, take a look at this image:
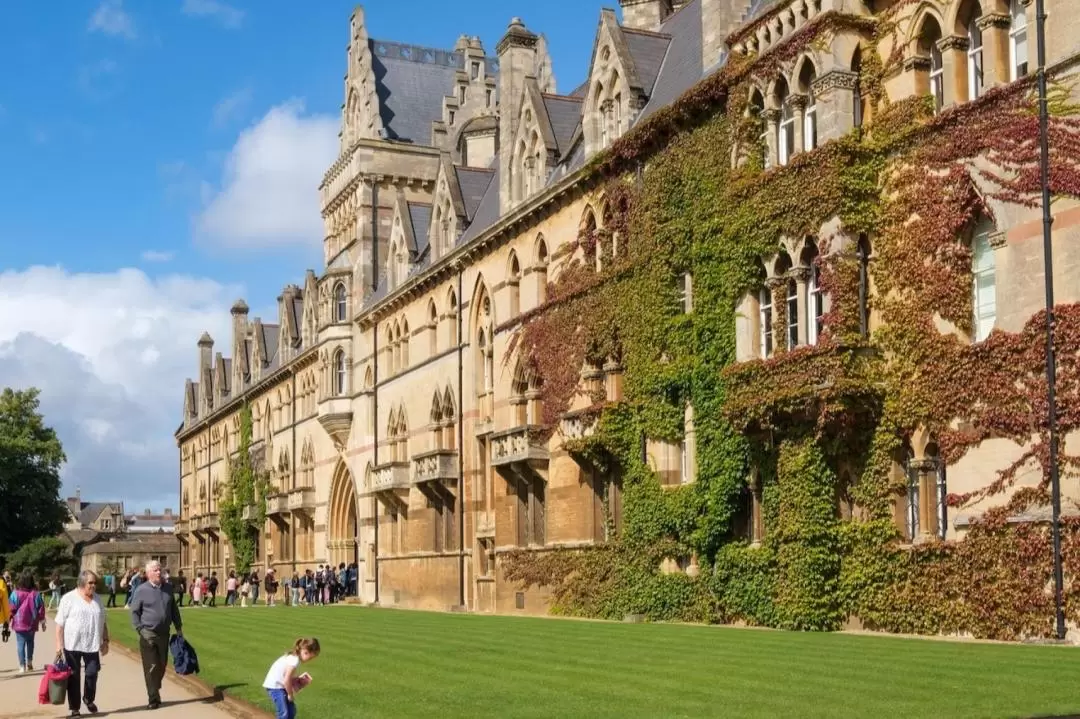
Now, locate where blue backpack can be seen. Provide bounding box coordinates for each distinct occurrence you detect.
[169,634,200,675]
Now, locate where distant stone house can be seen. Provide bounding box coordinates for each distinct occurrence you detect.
[80,534,180,577]
[125,508,177,534]
[64,488,125,534]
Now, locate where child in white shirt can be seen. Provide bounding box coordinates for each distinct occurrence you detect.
[262,637,320,719]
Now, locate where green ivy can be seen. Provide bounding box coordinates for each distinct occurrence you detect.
[217,403,270,576]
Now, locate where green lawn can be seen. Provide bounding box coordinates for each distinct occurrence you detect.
[106,606,1080,718]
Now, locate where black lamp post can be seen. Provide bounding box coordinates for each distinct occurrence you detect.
[1033,0,1065,640]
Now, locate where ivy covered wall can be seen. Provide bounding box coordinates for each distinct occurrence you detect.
[502,9,1080,640]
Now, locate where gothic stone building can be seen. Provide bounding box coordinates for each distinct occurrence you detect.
[176,0,1080,615]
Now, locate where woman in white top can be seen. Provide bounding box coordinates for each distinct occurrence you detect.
[262,637,320,719]
[55,570,109,718]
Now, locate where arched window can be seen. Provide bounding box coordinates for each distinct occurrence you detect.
[384,326,395,374]
[400,317,410,368]
[1009,0,1028,80]
[595,83,608,148]
[786,278,800,348]
[966,5,985,101]
[749,89,768,169]
[852,47,864,129]
[447,289,459,347]
[334,283,347,323]
[775,78,794,166]
[972,220,997,341]
[508,252,521,317]
[428,300,439,355]
[798,63,817,151]
[803,241,823,345]
[334,349,347,396]
[857,234,872,337]
[536,237,549,305]
[918,16,945,113]
[758,285,773,358]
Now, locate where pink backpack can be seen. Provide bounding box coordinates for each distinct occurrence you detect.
[11,590,42,633]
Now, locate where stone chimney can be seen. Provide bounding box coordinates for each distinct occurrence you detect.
[164,508,173,517]
[197,331,213,382]
[231,298,249,387]
[619,0,675,31]
[497,17,539,214]
[701,0,754,70]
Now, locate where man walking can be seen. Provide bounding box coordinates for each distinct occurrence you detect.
[129,560,183,710]
[55,570,109,717]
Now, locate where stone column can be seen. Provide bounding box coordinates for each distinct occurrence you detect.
[977,13,1012,88]
[790,95,807,154]
[790,267,811,347]
[810,70,858,143]
[937,36,971,106]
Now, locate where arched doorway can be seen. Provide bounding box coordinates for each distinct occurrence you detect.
[328,460,359,568]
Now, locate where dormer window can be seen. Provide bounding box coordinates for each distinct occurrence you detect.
[471,61,481,80]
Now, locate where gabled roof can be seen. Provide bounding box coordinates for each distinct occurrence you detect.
[454,167,495,222]
[407,201,432,255]
[457,167,501,246]
[620,27,672,97]
[541,94,584,155]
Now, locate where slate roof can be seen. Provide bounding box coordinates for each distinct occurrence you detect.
[454,167,496,221]
[369,39,499,144]
[638,0,706,123]
[457,167,502,246]
[621,27,672,96]
[542,95,584,155]
[67,501,123,528]
[408,202,433,255]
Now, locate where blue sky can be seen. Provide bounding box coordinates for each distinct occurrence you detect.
[0,0,612,512]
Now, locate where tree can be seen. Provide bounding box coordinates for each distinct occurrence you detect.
[0,388,68,555]
[3,536,75,579]
[217,403,270,576]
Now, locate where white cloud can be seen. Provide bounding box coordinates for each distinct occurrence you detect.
[181,0,245,28]
[141,250,175,263]
[0,266,245,510]
[196,101,338,250]
[88,0,137,39]
[211,87,252,128]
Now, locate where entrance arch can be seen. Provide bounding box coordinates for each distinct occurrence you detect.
[328,459,359,567]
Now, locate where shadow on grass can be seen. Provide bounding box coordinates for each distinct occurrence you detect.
[98,683,248,714]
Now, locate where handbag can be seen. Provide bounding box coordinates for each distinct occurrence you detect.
[46,653,72,706]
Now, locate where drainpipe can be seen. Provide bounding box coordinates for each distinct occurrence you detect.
[456,265,466,609]
[372,322,380,605]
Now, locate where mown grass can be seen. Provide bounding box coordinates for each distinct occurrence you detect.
[105,605,1080,718]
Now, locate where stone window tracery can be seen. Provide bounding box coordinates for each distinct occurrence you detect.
[333,348,348,396]
[333,282,348,323]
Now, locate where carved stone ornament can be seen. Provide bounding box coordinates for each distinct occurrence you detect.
[763,108,782,124]
[976,12,1012,30]
[936,35,971,53]
[811,70,859,96]
[766,276,787,290]
[788,94,808,111]
[787,267,812,283]
[902,55,933,73]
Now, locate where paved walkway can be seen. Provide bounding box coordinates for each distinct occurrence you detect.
[0,625,236,718]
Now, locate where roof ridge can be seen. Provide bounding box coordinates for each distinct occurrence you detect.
[619,26,672,39]
[456,166,496,173]
[541,92,584,102]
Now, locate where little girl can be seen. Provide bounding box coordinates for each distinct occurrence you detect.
[262,637,320,719]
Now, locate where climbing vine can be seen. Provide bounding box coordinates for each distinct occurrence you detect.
[217,403,271,576]
[502,10,1080,640]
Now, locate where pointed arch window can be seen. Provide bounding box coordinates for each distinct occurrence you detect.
[1009,0,1028,80]
[967,12,985,100]
[759,286,774,358]
[535,238,549,305]
[776,80,794,166]
[750,89,768,169]
[334,283,348,323]
[786,278,800,348]
[857,234,872,337]
[508,252,521,317]
[799,64,818,151]
[919,16,945,113]
[447,289,459,347]
[852,48,864,129]
[333,349,348,396]
[428,300,439,356]
[803,241,824,345]
[972,221,997,341]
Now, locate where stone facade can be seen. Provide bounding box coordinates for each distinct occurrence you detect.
[80,534,180,576]
[176,0,1080,615]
